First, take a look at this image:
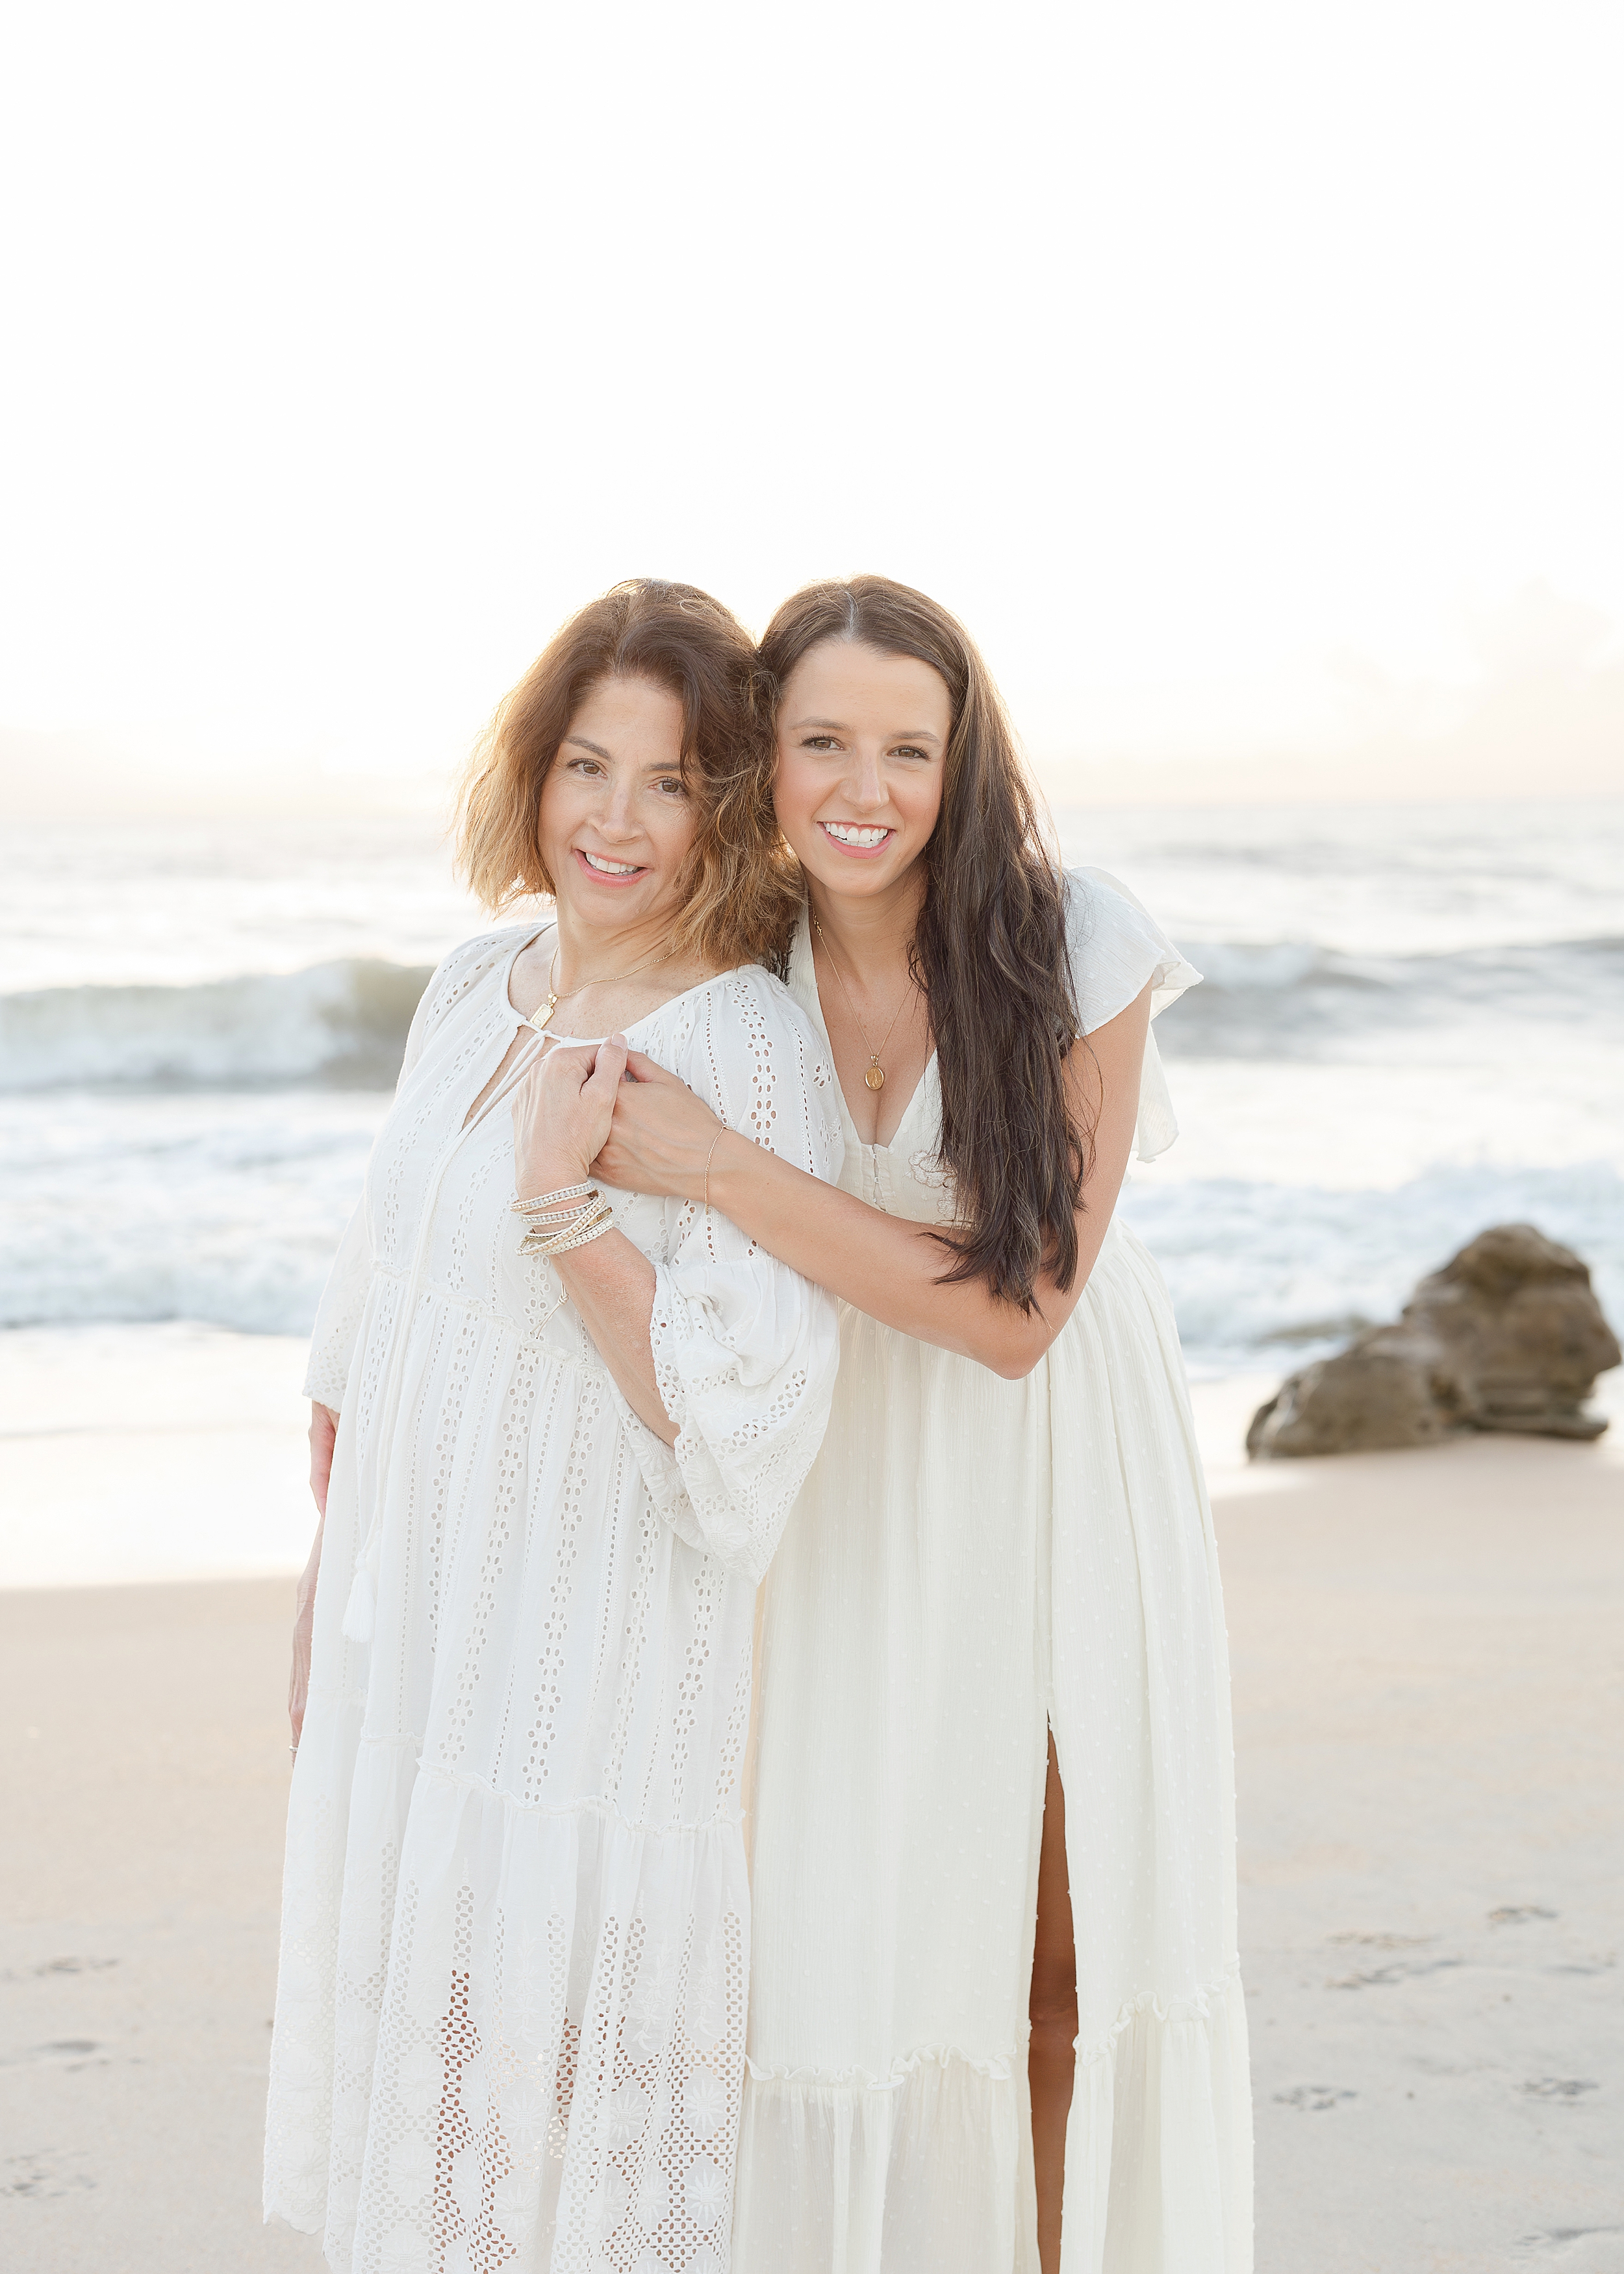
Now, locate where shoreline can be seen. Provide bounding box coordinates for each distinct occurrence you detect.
[0,1323,316,1591]
[0,1316,1400,1592]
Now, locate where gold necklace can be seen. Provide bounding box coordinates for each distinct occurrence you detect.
[811,915,917,1093]
[531,933,676,1031]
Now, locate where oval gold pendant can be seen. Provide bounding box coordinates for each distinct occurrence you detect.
[864,1064,885,1092]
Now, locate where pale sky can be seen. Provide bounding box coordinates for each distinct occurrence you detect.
[2,0,1621,814]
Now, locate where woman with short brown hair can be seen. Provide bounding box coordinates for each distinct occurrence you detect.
[265,580,841,2271]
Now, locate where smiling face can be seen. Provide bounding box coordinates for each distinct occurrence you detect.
[536,673,700,939]
[772,640,952,908]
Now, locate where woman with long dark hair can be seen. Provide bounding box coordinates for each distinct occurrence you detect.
[596,577,1251,2272]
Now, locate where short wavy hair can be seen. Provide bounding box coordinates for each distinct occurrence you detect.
[456,579,799,969]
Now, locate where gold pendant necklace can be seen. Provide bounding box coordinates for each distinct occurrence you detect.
[532,933,676,1032]
[812,915,915,1092]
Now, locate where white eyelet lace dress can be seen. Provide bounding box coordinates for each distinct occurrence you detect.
[733,871,1252,2273]
[263,925,842,2274]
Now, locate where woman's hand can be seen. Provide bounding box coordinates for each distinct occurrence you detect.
[593,1051,722,1200]
[290,1400,337,1752]
[513,1036,629,1199]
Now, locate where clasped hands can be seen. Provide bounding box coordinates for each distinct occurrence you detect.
[512,1040,721,1205]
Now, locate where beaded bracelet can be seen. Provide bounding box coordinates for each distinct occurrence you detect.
[516,1186,605,1238]
[525,1210,615,1260]
[512,1180,595,1218]
[515,1194,600,1227]
[514,1192,599,1245]
[518,1199,615,1258]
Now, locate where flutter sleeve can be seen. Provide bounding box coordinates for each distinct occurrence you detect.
[610,971,844,1583]
[300,928,515,1410]
[1064,865,1203,1162]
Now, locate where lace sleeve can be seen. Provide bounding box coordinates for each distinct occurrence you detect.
[611,971,843,1583]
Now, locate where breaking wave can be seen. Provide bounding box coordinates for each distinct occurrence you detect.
[4,933,1619,1092]
[0,960,431,1092]
[1161,934,1624,1057]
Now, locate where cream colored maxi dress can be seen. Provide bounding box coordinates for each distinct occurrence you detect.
[733,872,1252,2274]
[264,925,843,2274]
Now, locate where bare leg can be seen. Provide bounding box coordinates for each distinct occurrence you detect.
[1030,1726,1078,2274]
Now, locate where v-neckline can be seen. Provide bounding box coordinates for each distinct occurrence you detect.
[500,919,747,1045]
[456,924,555,1136]
[789,910,936,1155]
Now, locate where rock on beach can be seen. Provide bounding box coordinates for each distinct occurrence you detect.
[1248,1225,1621,1459]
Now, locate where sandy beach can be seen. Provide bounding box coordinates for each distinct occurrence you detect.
[1225,1428,1622,2274]
[1,1355,1619,2273]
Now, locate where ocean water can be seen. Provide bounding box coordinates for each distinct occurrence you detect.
[2,802,1620,1381]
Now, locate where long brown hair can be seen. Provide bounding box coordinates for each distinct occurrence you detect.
[457,579,800,968]
[758,576,1087,1310]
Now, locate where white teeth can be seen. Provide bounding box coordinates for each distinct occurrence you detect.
[581,851,640,875]
[824,823,892,848]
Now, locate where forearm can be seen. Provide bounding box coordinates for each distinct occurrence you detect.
[597,991,1151,1380]
[708,990,1150,1373]
[551,1232,677,1444]
[706,1135,1063,1375]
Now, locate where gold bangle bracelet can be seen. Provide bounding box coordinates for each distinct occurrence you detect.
[703,1128,724,1216]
